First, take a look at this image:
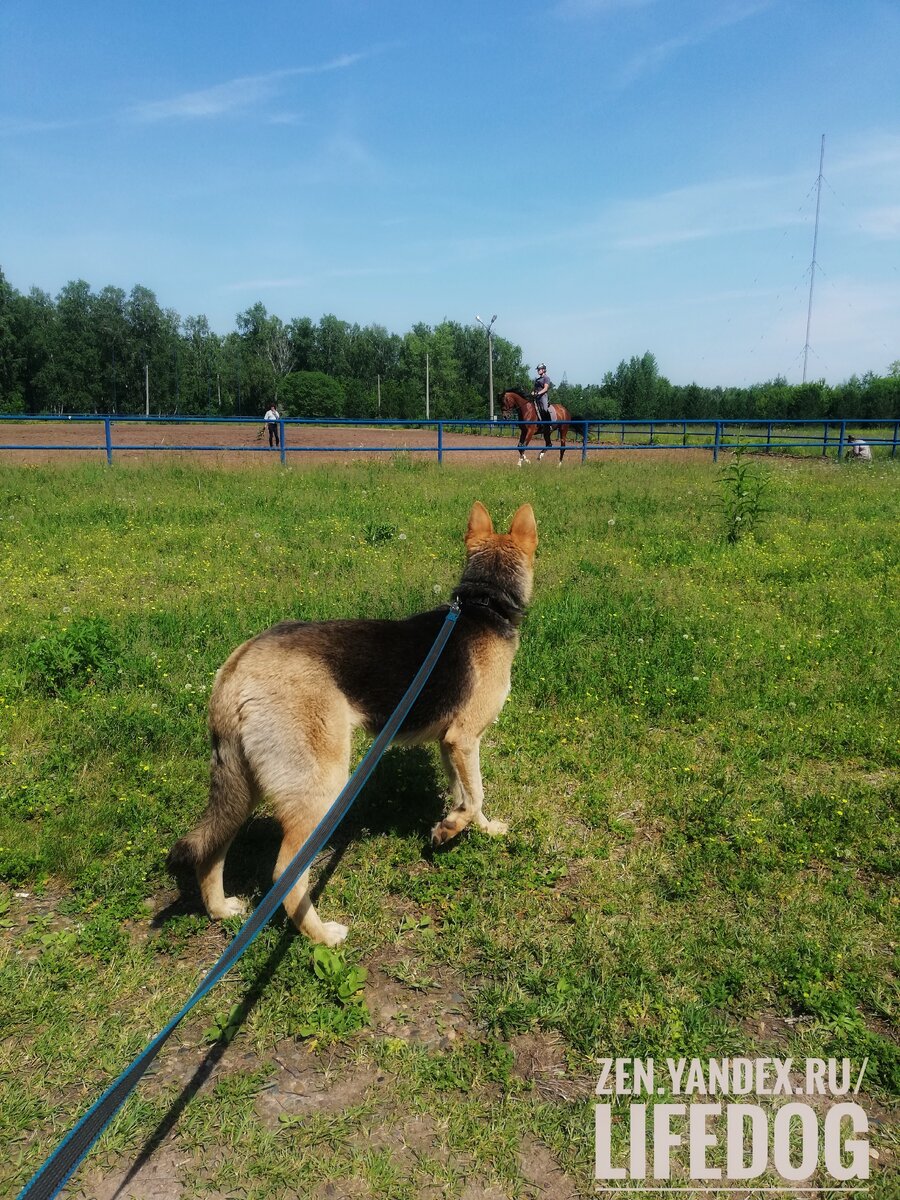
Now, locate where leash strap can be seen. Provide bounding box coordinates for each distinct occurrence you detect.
[18,601,461,1200]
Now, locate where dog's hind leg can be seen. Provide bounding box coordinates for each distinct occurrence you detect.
[270,759,351,946]
[167,732,257,919]
[432,737,508,847]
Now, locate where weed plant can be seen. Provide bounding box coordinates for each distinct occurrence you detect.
[0,456,897,1197]
[716,447,770,543]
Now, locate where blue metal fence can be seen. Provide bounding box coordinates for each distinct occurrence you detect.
[0,414,897,463]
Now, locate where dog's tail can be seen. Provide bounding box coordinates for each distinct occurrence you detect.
[167,727,254,872]
[167,824,209,872]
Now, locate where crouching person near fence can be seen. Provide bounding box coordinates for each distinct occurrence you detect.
[846,434,872,462]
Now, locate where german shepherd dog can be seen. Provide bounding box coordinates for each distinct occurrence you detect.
[167,501,537,946]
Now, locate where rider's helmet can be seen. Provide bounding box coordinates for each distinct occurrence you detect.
[537,363,546,372]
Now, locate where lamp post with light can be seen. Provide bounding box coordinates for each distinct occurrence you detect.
[475,314,497,423]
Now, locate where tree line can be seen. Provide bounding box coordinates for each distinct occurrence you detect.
[1,270,898,421]
[565,351,900,423]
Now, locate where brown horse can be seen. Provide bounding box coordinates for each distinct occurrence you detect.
[499,389,574,466]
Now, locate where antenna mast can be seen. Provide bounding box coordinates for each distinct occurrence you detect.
[802,134,825,383]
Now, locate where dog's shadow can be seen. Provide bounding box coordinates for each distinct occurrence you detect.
[157,745,444,926]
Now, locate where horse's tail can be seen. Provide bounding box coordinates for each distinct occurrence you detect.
[556,410,582,441]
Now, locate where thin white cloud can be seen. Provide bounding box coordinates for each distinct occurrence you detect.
[858,206,900,238]
[601,171,807,249]
[0,115,103,137]
[222,277,311,292]
[266,112,305,127]
[131,54,367,123]
[307,131,382,182]
[555,0,657,15]
[615,1,773,87]
[222,265,389,294]
[830,135,900,176]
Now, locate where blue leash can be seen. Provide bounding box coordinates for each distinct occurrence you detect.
[18,601,461,1200]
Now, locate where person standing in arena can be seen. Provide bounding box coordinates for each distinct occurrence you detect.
[264,402,280,448]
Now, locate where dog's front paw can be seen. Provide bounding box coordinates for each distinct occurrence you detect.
[318,921,349,947]
[210,896,247,919]
[478,817,509,837]
[433,816,469,848]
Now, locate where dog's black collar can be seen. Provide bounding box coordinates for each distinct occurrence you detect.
[451,583,525,629]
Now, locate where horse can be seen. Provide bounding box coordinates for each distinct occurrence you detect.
[499,389,575,466]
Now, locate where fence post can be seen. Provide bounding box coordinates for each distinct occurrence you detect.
[104,417,113,465]
[437,421,443,465]
[766,422,772,453]
[892,421,898,459]
[581,420,588,462]
[836,420,847,461]
[713,421,721,462]
[822,422,829,456]
[279,419,286,465]
[683,420,687,447]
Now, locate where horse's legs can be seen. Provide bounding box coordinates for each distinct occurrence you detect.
[558,422,568,466]
[535,413,551,461]
[517,424,531,466]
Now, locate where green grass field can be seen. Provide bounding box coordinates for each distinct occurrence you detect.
[1,455,897,1199]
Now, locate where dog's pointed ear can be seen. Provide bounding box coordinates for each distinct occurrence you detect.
[465,501,495,549]
[508,504,538,554]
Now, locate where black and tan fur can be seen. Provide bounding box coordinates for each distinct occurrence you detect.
[167,501,537,946]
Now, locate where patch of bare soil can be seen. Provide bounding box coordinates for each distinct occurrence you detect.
[255,1049,386,1127]
[509,1031,595,1103]
[62,931,584,1199]
[518,1138,584,1200]
[362,945,475,1050]
[74,1149,232,1200]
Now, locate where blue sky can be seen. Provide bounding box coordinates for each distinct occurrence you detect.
[2,0,898,387]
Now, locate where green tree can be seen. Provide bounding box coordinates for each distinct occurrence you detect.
[607,352,668,420]
[0,269,21,411]
[753,376,791,420]
[280,370,345,418]
[314,314,351,379]
[54,280,102,411]
[93,286,129,412]
[289,316,317,373]
[124,285,179,413]
[17,289,57,413]
[236,303,295,405]
[182,314,223,412]
[861,373,900,419]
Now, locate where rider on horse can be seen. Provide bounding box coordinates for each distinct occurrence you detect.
[532,363,552,423]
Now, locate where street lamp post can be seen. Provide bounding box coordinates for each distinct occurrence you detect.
[476,314,497,422]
